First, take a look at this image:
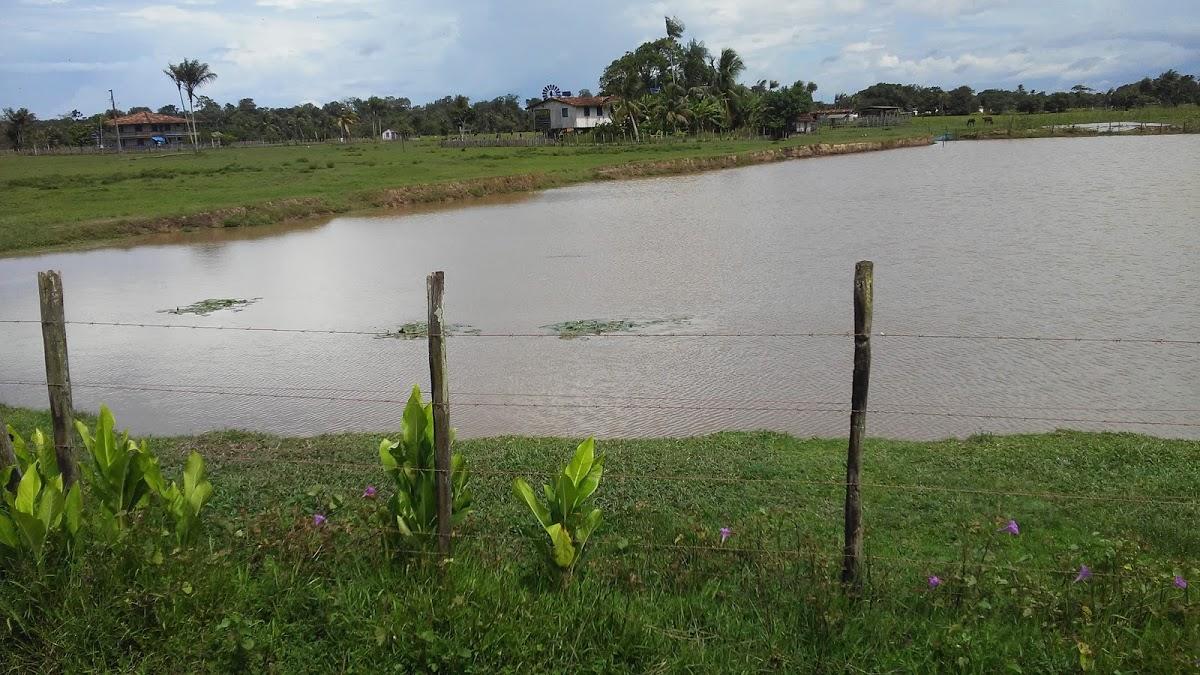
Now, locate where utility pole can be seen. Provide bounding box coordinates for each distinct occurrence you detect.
[109,89,122,152]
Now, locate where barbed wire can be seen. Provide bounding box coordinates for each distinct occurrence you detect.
[1,318,1197,344]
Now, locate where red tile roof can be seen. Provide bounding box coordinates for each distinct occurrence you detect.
[532,95,616,109]
[107,111,189,126]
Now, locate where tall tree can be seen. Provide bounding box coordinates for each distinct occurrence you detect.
[175,59,218,145]
[163,62,197,145]
[2,107,36,150]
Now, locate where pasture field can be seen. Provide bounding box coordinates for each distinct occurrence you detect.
[1,105,1196,256]
[1,404,1197,672]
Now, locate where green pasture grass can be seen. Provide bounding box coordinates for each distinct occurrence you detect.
[1,404,1197,671]
[0,105,1193,256]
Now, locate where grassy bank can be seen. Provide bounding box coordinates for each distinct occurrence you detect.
[2,105,1197,256]
[1,405,1197,671]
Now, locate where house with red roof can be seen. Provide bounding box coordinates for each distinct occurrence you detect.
[105,111,190,149]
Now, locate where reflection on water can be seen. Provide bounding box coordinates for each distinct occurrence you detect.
[1,135,1197,440]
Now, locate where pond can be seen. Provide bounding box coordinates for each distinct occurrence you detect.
[1,135,1197,439]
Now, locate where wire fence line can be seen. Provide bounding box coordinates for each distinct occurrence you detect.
[1,317,1198,344]
[2,379,1195,427]
[3,266,1198,587]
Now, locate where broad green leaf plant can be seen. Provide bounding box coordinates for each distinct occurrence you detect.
[75,406,214,548]
[513,437,604,575]
[0,427,81,565]
[155,452,214,548]
[378,386,472,552]
[75,406,163,542]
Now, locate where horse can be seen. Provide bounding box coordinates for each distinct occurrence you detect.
[983,116,994,125]
[966,118,976,127]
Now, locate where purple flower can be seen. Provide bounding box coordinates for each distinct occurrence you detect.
[1000,519,1020,536]
[1174,575,1188,589]
[719,527,732,544]
[928,575,942,589]
[312,513,326,527]
[1074,565,1092,583]
[363,485,377,499]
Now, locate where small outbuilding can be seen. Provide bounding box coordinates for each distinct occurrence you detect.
[794,113,817,134]
[813,108,858,125]
[381,129,400,141]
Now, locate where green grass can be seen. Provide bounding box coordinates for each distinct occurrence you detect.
[2,404,1197,671]
[3,105,1197,256]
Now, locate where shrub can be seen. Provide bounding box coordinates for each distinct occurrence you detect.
[378,386,471,554]
[155,452,213,548]
[0,428,81,565]
[75,406,162,542]
[513,437,604,578]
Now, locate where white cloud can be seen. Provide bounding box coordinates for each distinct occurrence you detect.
[843,40,884,53]
[3,0,1197,115]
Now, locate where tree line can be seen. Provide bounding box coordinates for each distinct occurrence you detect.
[834,70,1200,115]
[3,24,1198,150]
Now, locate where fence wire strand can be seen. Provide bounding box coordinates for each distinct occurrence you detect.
[1,318,1198,344]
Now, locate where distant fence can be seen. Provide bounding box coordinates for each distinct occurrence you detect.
[1,263,1197,585]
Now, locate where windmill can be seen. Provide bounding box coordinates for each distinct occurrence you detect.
[542,84,562,102]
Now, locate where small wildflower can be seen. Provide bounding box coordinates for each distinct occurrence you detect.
[1174,575,1188,589]
[719,527,732,544]
[313,513,326,526]
[928,575,942,589]
[1074,565,1092,583]
[1000,519,1020,536]
[363,485,377,499]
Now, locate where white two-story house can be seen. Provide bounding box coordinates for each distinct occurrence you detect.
[528,95,616,135]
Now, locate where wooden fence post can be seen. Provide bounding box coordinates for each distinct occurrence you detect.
[427,271,453,557]
[0,407,20,491]
[38,270,78,488]
[841,260,873,587]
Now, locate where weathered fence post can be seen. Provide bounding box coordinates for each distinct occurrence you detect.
[427,271,453,557]
[841,260,873,587]
[38,270,78,488]
[36,270,78,485]
[0,407,20,491]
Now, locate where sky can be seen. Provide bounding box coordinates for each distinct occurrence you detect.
[2,0,1198,117]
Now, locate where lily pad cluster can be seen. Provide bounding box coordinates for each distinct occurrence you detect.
[377,321,481,339]
[542,317,688,338]
[160,298,260,316]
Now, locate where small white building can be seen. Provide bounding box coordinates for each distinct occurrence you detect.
[381,129,400,141]
[527,96,616,135]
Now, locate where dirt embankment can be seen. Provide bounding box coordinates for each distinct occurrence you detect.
[593,137,933,179]
[61,138,933,251]
[366,173,554,208]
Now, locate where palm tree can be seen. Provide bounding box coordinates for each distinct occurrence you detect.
[3,107,36,150]
[163,62,197,146]
[654,83,691,135]
[714,49,745,95]
[336,110,358,140]
[612,96,644,142]
[690,97,724,134]
[175,59,217,146]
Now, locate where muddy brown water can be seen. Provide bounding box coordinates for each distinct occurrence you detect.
[1,135,1197,439]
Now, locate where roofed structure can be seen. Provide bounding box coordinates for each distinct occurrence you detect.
[105,111,190,149]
